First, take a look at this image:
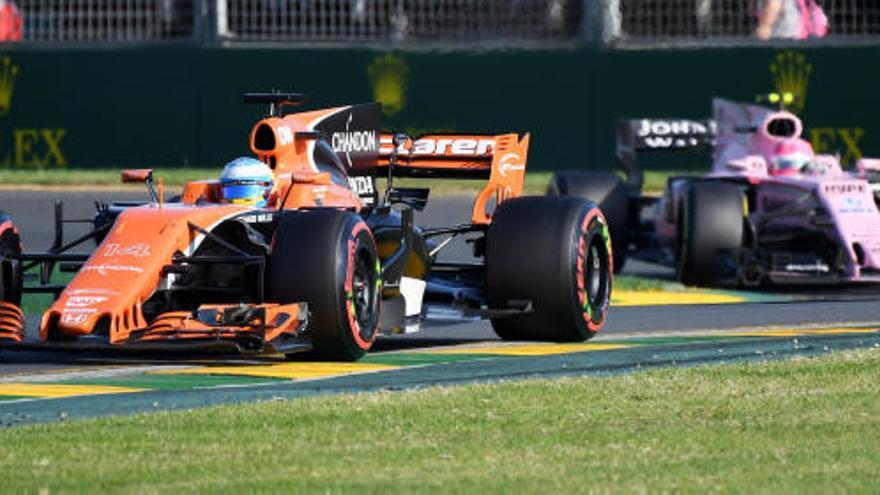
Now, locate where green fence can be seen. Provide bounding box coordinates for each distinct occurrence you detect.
[1,45,876,173]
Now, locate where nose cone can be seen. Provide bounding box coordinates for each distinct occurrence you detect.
[45,222,176,341]
[41,203,247,343]
[54,292,117,331]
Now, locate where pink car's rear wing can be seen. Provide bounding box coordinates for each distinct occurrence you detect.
[616,118,717,190]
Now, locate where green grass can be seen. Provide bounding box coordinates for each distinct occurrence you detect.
[643,170,680,194]
[1,349,879,493]
[19,269,74,316]
[20,292,55,317]
[0,168,214,187]
[614,274,680,292]
[0,168,681,196]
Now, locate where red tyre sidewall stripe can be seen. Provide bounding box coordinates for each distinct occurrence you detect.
[576,207,612,332]
[344,221,376,351]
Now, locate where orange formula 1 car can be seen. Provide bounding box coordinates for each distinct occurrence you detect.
[0,93,612,360]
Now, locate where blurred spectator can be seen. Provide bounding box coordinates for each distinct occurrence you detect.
[603,0,623,40]
[696,0,713,35]
[756,0,828,39]
[161,0,194,38]
[0,0,22,42]
[756,0,801,39]
[506,0,582,37]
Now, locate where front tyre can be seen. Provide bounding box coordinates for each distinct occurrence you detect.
[486,196,612,342]
[677,181,744,286]
[269,210,381,361]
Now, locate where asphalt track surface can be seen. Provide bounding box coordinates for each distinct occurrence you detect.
[0,188,880,424]
[0,189,877,322]
[1,189,880,353]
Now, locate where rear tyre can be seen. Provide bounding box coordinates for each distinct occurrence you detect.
[548,171,630,273]
[677,181,744,286]
[269,210,381,361]
[486,196,612,342]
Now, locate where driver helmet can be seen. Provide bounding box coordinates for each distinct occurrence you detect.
[771,139,814,176]
[219,157,274,207]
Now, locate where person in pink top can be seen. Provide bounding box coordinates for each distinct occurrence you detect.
[0,1,22,42]
[756,0,828,40]
[770,139,815,176]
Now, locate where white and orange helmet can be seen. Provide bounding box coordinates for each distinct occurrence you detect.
[219,157,274,207]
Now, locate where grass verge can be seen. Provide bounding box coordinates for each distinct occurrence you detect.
[1,349,878,492]
[614,274,678,292]
[19,269,74,316]
[0,168,214,188]
[0,169,680,195]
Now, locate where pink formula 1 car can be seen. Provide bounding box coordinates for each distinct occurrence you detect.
[550,96,880,287]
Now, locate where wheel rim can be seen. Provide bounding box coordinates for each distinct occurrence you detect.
[352,246,378,342]
[583,232,609,309]
[587,244,601,301]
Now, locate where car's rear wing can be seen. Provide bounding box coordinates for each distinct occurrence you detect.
[376,133,528,176]
[616,118,716,190]
[375,132,531,224]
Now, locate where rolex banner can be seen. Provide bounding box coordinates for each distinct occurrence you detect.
[0,46,876,171]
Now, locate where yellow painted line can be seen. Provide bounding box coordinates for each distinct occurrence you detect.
[153,362,399,380]
[428,343,631,356]
[613,290,747,306]
[0,383,144,399]
[729,328,879,338]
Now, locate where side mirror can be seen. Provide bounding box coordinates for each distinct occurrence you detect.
[121,169,159,204]
[121,169,154,183]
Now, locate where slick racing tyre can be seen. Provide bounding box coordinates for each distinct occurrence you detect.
[548,171,630,273]
[486,196,612,342]
[677,181,744,287]
[0,215,21,305]
[269,210,381,361]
